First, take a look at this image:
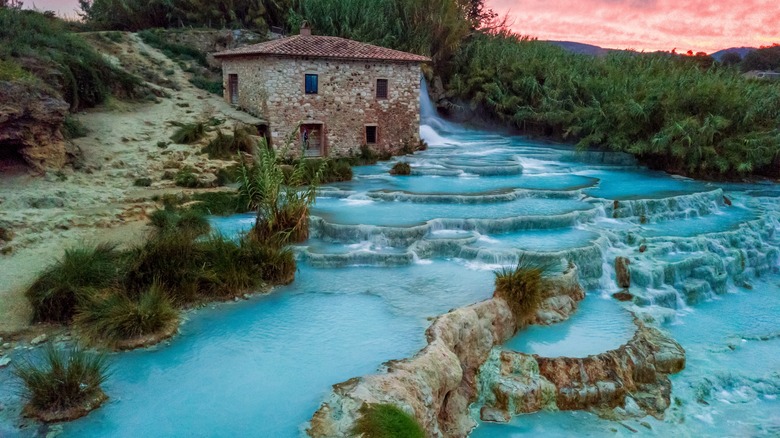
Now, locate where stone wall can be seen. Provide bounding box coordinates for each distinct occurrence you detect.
[221,56,422,157]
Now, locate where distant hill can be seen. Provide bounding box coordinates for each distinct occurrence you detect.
[546,41,610,57]
[711,47,756,61]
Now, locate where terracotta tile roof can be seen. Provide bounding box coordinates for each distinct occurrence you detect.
[214,35,431,63]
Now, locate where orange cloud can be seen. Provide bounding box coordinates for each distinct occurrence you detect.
[488,0,780,53]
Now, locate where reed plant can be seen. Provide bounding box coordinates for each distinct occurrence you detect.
[237,137,321,244]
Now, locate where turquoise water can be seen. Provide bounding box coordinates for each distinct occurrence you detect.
[504,294,636,358]
[311,196,594,226]
[2,92,779,437]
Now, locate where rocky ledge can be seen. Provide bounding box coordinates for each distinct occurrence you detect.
[476,320,685,423]
[0,82,69,171]
[307,266,584,438]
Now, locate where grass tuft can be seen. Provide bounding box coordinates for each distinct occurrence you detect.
[74,285,177,346]
[14,345,109,414]
[26,244,122,323]
[352,403,425,438]
[202,126,257,159]
[493,256,552,323]
[170,122,206,144]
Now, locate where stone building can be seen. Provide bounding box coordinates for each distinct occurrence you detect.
[214,25,430,157]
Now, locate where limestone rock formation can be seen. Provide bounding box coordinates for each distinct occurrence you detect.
[477,321,685,423]
[308,266,585,438]
[0,82,68,171]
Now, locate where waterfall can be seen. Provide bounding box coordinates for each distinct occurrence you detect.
[419,78,464,140]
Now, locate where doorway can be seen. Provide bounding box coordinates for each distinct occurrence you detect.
[301,123,325,157]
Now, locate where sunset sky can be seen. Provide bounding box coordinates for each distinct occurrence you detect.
[27,0,780,54]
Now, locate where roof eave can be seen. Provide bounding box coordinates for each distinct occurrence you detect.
[213,52,431,63]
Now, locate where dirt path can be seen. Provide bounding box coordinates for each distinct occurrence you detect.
[0,32,260,335]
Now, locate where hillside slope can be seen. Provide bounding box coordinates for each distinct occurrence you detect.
[0,32,260,334]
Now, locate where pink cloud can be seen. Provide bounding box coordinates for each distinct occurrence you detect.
[26,0,780,53]
[489,0,780,53]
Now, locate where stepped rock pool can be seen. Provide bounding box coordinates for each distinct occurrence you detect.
[2,95,779,437]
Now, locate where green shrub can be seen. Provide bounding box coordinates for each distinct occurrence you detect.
[133,177,152,187]
[358,144,379,165]
[170,122,206,144]
[174,166,200,188]
[189,191,244,216]
[26,244,122,323]
[202,126,257,159]
[493,257,551,323]
[389,162,411,175]
[14,345,109,414]
[190,76,223,95]
[216,164,242,186]
[74,285,177,346]
[323,158,353,182]
[149,207,210,235]
[138,30,208,66]
[352,403,425,438]
[62,116,89,140]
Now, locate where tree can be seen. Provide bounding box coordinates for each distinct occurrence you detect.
[720,52,742,67]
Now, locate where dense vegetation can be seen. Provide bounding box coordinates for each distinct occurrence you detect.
[78,0,292,32]
[0,7,141,111]
[446,32,780,178]
[740,44,780,73]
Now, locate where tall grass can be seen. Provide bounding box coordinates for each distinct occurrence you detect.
[352,403,425,438]
[15,346,109,414]
[170,122,206,144]
[26,244,122,323]
[74,286,177,347]
[493,257,552,323]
